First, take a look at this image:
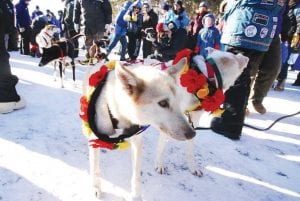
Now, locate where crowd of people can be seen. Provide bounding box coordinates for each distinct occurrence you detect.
[1,0,300,141]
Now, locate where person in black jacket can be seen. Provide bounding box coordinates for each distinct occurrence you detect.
[274,0,300,91]
[62,0,79,58]
[0,0,26,113]
[15,0,32,55]
[141,0,158,59]
[74,0,112,62]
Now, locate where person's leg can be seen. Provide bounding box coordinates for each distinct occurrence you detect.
[106,34,122,56]
[23,28,31,55]
[0,30,25,113]
[275,44,291,91]
[211,46,263,140]
[251,36,281,113]
[127,32,135,60]
[119,35,127,61]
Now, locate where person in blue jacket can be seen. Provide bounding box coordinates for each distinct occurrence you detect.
[210,0,285,140]
[15,0,32,55]
[106,1,133,61]
[196,13,221,58]
[164,0,189,30]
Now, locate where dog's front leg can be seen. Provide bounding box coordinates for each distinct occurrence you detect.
[186,111,203,177]
[186,139,203,177]
[155,134,168,174]
[130,135,143,201]
[71,59,76,87]
[89,146,102,198]
[58,61,64,88]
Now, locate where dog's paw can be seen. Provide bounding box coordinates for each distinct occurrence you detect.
[191,169,203,177]
[155,166,168,175]
[94,187,102,199]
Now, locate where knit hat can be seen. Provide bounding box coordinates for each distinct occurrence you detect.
[199,1,208,8]
[175,0,183,8]
[161,3,170,11]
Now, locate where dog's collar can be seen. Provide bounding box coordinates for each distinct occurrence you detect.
[205,58,223,90]
[174,49,225,116]
[79,63,149,150]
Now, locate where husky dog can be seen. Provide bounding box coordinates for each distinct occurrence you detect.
[36,24,60,51]
[82,59,195,200]
[155,47,249,176]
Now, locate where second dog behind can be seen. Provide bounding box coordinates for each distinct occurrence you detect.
[38,34,83,88]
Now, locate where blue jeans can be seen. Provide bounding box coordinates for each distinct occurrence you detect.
[107,34,127,60]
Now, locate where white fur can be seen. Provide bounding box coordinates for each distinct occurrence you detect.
[155,47,249,176]
[36,24,60,52]
[83,59,195,200]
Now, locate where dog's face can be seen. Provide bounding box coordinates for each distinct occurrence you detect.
[43,24,60,36]
[113,60,195,141]
[206,47,249,91]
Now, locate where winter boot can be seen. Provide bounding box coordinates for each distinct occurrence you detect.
[211,66,252,140]
[292,72,300,86]
[252,101,266,114]
[0,75,26,114]
[274,79,286,91]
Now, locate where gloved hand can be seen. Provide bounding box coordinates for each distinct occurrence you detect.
[291,33,300,48]
[19,27,25,33]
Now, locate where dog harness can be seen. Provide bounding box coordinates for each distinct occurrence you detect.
[79,61,149,150]
[173,49,225,117]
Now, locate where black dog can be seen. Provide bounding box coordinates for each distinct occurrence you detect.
[38,34,83,87]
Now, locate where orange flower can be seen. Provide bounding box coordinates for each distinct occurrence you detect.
[180,69,207,93]
[89,139,116,150]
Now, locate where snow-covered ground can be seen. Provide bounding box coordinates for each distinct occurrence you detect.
[0,50,300,201]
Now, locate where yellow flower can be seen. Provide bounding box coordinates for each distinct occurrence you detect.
[186,102,201,112]
[82,122,92,137]
[106,60,116,70]
[86,87,95,101]
[117,141,130,150]
[212,108,224,117]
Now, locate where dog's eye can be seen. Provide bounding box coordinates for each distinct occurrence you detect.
[158,99,169,108]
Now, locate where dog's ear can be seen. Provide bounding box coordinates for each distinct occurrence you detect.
[115,62,144,97]
[167,57,187,77]
[236,53,249,69]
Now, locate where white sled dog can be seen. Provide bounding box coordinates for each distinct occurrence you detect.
[154,47,249,176]
[81,59,195,200]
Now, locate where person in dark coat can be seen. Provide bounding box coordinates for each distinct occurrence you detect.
[74,0,112,61]
[187,1,210,50]
[124,0,143,60]
[141,0,158,59]
[0,0,26,113]
[274,0,300,91]
[15,0,32,55]
[210,0,284,140]
[62,0,79,57]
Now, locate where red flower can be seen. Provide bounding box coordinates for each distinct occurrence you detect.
[172,48,193,65]
[201,89,225,112]
[89,66,108,87]
[180,69,207,93]
[89,139,116,150]
[79,96,89,122]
